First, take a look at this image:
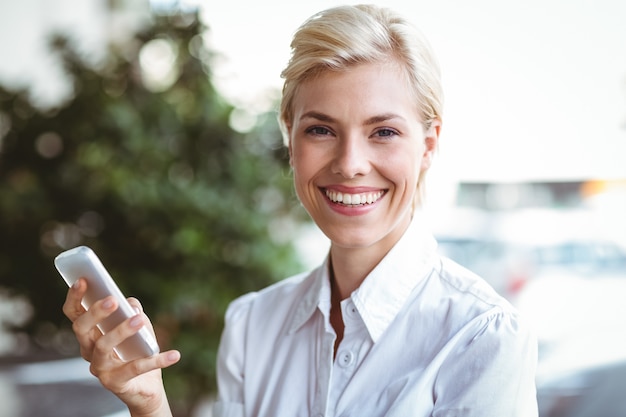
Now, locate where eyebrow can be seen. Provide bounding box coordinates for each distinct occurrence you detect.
[299,111,405,125]
[300,111,336,123]
[364,113,406,125]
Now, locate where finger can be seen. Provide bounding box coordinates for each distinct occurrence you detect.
[125,298,159,338]
[92,312,149,361]
[93,350,181,394]
[128,350,181,374]
[127,297,143,313]
[71,295,118,336]
[62,278,87,321]
[127,297,149,328]
[72,295,118,358]
[118,350,181,385]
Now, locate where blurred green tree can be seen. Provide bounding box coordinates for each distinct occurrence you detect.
[0,9,306,416]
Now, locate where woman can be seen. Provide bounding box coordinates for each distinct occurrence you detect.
[63,4,538,416]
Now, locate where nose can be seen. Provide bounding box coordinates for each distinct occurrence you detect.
[331,135,371,179]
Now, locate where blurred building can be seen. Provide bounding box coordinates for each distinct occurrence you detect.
[457,181,586,210]
[454,179,626,247]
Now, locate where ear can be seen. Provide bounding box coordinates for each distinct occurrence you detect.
[421,119,441,170]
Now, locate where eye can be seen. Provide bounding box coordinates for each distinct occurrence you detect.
[373,128,399,139]
[305,126,333,136]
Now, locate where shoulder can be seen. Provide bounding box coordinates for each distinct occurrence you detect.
[427,256,536,344]
[430,260,539,415]
[429,256,538,361]
[435,256,516,312]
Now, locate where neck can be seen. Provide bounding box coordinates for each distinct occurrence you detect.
[328,249,374,300]
[328,216,411,300]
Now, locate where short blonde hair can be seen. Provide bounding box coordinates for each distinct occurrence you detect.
[279,4,443,141]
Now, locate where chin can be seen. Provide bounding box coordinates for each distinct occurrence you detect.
[323,227,383,249]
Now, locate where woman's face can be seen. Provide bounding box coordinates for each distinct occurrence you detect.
[287,62,440,251]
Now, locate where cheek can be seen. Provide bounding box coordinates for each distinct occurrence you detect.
[381,149,422,185]
[290,149,308,178]
[290,150,317,194]
[291,142,326,177]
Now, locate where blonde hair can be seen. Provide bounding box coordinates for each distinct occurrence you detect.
[279,4,444,206]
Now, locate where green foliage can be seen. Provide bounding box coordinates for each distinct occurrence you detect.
[0,10,306,415]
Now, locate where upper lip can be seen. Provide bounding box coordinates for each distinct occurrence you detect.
[321,185,386,193]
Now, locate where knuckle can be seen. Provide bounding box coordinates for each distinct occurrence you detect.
[89,362,117,391]
[88,362,100,378]
[79,347,92,362]
[98,372,114,390]
[71,320,82,335]
[93,336,108,354]
[129,359,143,376]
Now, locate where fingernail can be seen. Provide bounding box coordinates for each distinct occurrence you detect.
[130,315,143,328]
[167,351,181,361]
[103,298,114,310]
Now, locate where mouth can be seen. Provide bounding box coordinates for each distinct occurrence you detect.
[324,188,386,206]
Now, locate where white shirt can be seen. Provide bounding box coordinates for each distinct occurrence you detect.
[212,218,538,417]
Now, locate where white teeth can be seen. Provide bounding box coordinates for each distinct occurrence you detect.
[325,190,384,206]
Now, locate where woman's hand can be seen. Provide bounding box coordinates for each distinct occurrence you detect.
[63,278,181,417]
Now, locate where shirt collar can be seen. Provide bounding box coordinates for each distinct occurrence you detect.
[288,260,328,333]
[352,214,438,341]
[289,213,438,340]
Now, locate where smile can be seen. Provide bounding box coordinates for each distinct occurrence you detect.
[324,189,385,206]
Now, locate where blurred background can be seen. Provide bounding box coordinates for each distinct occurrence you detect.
[0,0,624,416]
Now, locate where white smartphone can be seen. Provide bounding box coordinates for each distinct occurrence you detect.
[54,245,160,361]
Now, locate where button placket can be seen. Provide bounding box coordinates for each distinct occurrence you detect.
[337,350,355,368]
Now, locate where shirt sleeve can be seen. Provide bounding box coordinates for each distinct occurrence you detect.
[212,292,257,417]
[433,308,539,417]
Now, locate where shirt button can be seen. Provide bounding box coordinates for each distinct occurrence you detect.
[345,302,359,319]
[338,350,355,368]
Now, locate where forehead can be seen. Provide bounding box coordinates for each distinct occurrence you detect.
[292,62,420,122]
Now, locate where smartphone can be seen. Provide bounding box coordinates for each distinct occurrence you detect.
[54,246,160,361]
